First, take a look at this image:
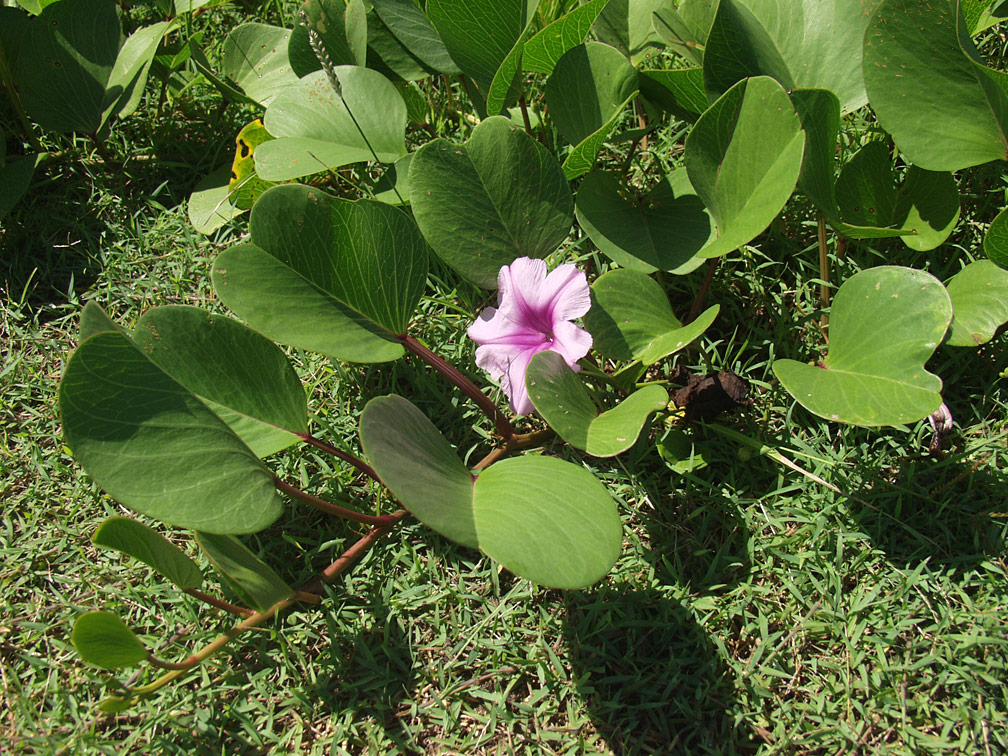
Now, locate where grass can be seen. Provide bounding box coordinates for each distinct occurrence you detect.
[3,4,1008,755]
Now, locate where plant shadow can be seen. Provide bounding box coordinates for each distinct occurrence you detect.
[638,469,754,594]
[844,453,1008,570]
[564,586,757,756]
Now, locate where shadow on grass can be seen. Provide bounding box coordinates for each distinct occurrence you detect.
[639,472,754,594]
[846,455,1008,570]
[564,586,757,756]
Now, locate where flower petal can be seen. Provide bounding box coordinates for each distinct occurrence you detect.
[499,345,544,415]
[550,321,593,368]
[540,264,592,324]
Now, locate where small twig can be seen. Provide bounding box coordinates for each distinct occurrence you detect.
[400,334,516,440]
[817,212,831,336]
[299,433,380,482]
[687,258,718,324]
[273,476,397,526]
[183,588,253,618]
[518,93,533,136]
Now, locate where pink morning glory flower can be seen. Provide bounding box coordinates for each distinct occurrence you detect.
[467,257,593,415]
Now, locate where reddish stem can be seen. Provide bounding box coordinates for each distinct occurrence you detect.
[299,433,380,482]
[273,477,397,527]
[183,588,253,618]
[399,334,516,440]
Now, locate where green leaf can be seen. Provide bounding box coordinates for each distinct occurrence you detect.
[639,68,707,121]
[289,0,367,77]
[17,0,121,133]
[684,76,805,259]
[593,0,666,66]
[485,16,538,116]
[409,116,573,288]
[195,532,293,612]
[703,0,882,112]
[78,301,124,342]
[656,428,709,473]
[523,0,611,74]
[366,7,434,82]
[72,612,148,669]
[93,517,203,590]
[945,260,1008,346]
[834,141,961,251]
[426,0,539,88]
[255,67,407,181]
[360,395,622,588]
[575,168,712,274]
[984,206,1008,268]
[221,23,298,107]
[372,0,459,74]
[100,21,175,132]
[651,0,716,66]
[864,0,1008,171]
[472,455,622,589]
[0,153,40,222]
[60,331,282,533]
[187,165,245,235]
[373,153,412,206]
[583,268,719,364]
[545,42,638,180]
[213,184,426,362]
[525,351,668,456]
[961,0,1008,34]
[132,306,308,457]
[359,394,478,548]
[773,266,952,427]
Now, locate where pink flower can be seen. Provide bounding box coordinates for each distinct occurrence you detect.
[467,257,593,415]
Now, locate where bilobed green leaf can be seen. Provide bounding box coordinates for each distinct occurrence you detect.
[60,331,282,533]
[639,68,707,121]
[472,455,622,589]
[195,532,293,612]
[427,0,538,88]
[593,0,666,66]
[289,0,367,77]
[773,266,952,427]
[94,517,203,590]
[984,206,1008,268]
[359,395,622,587]
[583,268,719,364]
[409,117,573,288]
[133,306,308,457]
[703,0,882,112]
[524,0,611,74]
[545,42,638,180]
[864,0,1008,171]
[684,76,805,259]
[221,23,298,107]
[834,141,960,251]
[213,184,426,363]
[72,612,148,669]
[944,260,1008,347]
[255,67,407,181]
[575,168,712,274]
[526,351,668,457]
[372,0,459,74]
[17,0,121,133]
[359,394,478,548]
